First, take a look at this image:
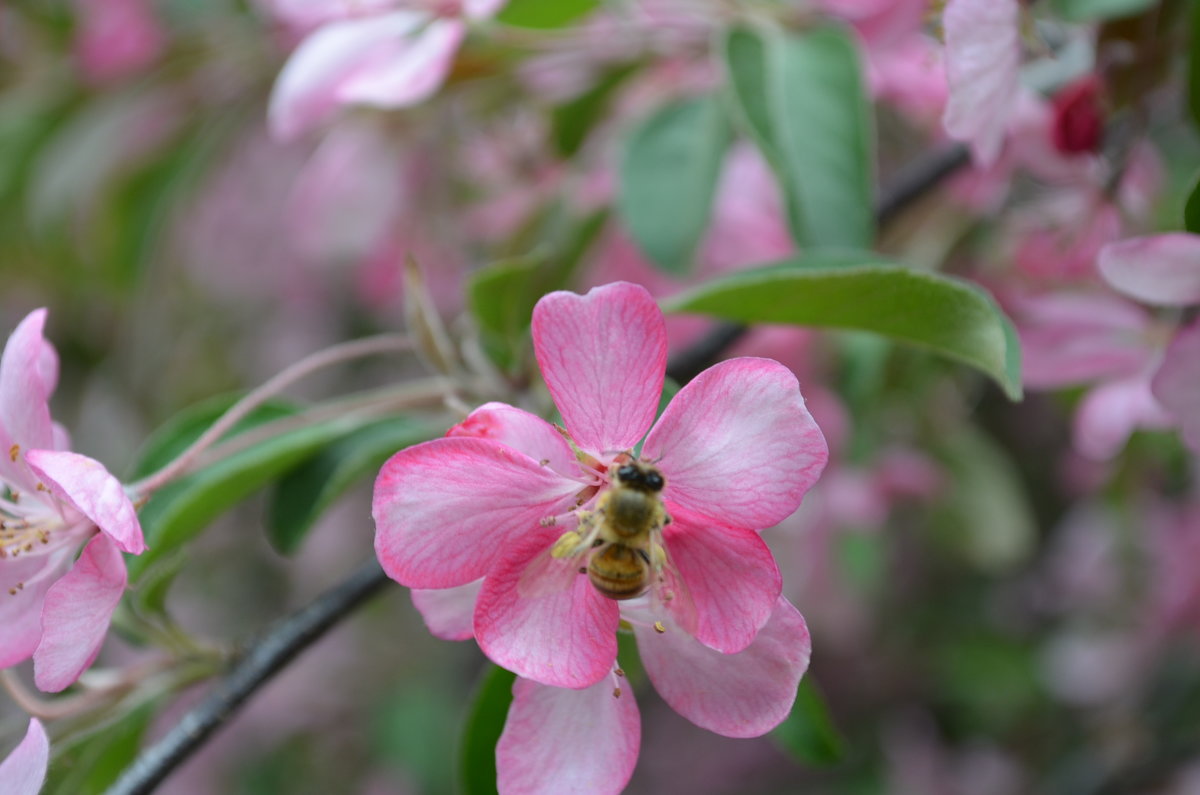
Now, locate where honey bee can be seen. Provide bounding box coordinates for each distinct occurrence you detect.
[541,460,685,603]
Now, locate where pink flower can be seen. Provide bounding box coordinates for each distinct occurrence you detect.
[374,282,826,792]
[73,0,166,84]
[0,310,145,692]
[267,0,507,141]
[941,0,1021,166]
[0,718,48,795]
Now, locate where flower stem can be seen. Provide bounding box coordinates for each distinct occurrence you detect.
[130,334,412,497]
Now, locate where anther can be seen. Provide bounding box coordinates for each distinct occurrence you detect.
[612,687,621,698]
[653,621,666,634]
[578,567,587,574]
[8,444,17,462]
[615,668,625,678]
[540,516,557,527]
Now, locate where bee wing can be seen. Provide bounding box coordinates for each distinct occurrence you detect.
[650,543,699,638]
[516,541,583,599]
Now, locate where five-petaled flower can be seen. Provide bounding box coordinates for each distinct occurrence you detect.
[373,282,827,793]
[0,309,145,692]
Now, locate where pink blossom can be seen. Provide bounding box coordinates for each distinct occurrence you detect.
[375,283,825,792]
[0,718,48,795]
[941,0,1021,166]
[73,0,165,84]
[267,1,507,141]
[0,310,145,692]
[1098,233,1200,307]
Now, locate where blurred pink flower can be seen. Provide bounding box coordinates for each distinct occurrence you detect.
[1051,75,1105,155]
[73,0,165,84]
[267,0,506,141]
[377,284,822,791]
[0,310,145,692]
[0,718,48,795]
[1099,233,1200,454]
[941,0,1021,166]
[820,0,928,51]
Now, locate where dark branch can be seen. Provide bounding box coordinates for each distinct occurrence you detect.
[665,143,972,381]
[104,558,392,795]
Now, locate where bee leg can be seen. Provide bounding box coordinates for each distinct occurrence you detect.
[636,548,651,565]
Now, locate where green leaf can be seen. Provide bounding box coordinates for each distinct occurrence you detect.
[459,665,518,795]
[1191,0,1200,129]
[724,25,875,249]
[496,0,598,29]
[617,96,732,274]
[771,679,845,766]
[934,427,1035,571]
[129,413,376,580]
[552,62,639,157]
[45,702,156,794]
[1050,0,1155,22]
[1187,171,1200,233]
[266,416,440,555]
[129,393,297,480]
[660,253,1023,399]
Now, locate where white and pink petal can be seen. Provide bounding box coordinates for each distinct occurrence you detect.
[0,309,58,462]
[474,529,619,689]
[941,0,1021,166]
[0,718,49,795]
[373,437,582,589]
[0,548,73,669]
[25,449,145,555]
[33,533,128,692]
[1152,321,1200,453]
[661,509,780,654]
[643,357,827,530]
[635,597,811,738]
[1098,234,1200,307]
[411,579,483,641]
[531,283,667,457]
[336,19,465,108]
[446,402,581,477]
[496,675,639,795]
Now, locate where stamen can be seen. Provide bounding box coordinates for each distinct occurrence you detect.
[8,444,17,462]
[612,687,621,698]
[653,621,666,634]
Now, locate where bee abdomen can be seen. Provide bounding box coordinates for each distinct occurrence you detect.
[588,545,649,601]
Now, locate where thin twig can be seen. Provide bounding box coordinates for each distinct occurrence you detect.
[104,558,392,795]
[131,335,411,497]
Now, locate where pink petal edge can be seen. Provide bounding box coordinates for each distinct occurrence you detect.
[25,449,145,555]
[643,357,828,530]
[635,596,812,738]
[373,437,582,589]
[411,579,483,641]
[497,675,639,795]
[34,533,128,692]
[0,718,49,795]
[531,282,667,457]
[1098,234,1200,307]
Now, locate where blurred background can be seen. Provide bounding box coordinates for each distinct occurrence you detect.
[2,0,1200,793]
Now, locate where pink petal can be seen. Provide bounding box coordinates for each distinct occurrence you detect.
[941,0,1021,166]
[33,533,127,692]
[267,11,427,141]
[0,309,57,459]
[1098,234,1200,306]
[497,676,639,795]
[0,719,49,795]
[1152,321,1200,453]
[1074,376,1172,461]
[1015,293,1153,389]
[336,19,464,108]
[0,549,72,668]
[410,579,482,641]
[373,437,582,589]
[662,509,781,654]
[25,449,145,555]
[643,358,827,530]
[446,402,580,476]
[531,283,667,457]
[475,529,619,688]
[635,596,811,738]
[464,0,507,19]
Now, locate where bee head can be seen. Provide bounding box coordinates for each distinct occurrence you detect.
[614,462,665,493]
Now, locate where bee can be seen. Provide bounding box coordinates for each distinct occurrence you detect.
[540,460,680,602]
